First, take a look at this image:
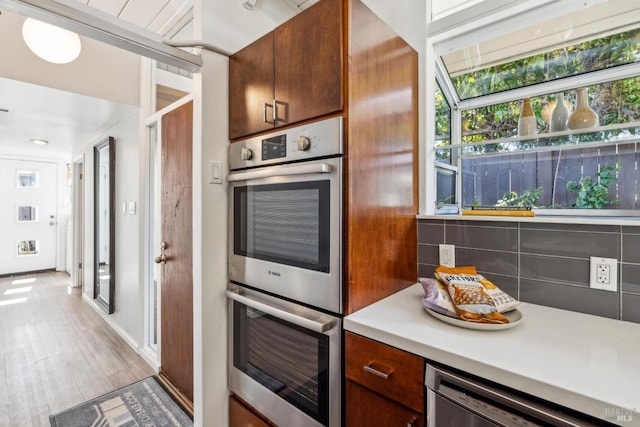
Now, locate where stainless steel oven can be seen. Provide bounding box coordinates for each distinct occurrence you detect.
[227,117,343,314]
[227,284,341,427]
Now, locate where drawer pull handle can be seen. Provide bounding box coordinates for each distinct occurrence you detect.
[363,363,393,379]
[407,416,417,426]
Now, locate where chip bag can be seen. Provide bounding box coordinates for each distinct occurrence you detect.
[434,266,517,324]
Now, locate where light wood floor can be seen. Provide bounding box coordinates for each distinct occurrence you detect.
[0,271,154,426]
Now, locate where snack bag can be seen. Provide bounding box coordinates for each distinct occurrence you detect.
[435,266,509,324]
[419,277,458,318]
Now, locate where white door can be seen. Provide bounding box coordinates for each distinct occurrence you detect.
[0,159,57,275]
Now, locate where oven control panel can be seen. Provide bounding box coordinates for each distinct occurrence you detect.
[229,117,343,170]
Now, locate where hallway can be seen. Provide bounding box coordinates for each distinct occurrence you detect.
[0,271,154,426]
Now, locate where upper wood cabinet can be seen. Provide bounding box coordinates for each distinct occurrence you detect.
[229,0,343,140]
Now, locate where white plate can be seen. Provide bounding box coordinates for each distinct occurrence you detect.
[424,307,523,331]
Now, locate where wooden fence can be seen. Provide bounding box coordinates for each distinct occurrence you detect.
[460,142,639,209]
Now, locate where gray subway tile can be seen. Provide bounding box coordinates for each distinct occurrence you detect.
[520,278,619,319]
[417,244,439,266]
[621,263,640,294]
[445,225,518,252]
[418,223,444,245]
[520,254,590,287]
[445,220,517,228]
[418,263,437,278]
[520,229,620,259]
[520,222,619,233]
[622,293,640,323]
[622,226,640,235]
[455,247,518,276]
[622,234,640,264]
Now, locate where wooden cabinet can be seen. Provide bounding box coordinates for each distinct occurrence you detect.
[345,332,424,426]
[229,0,343,140]
[229,395,275,427]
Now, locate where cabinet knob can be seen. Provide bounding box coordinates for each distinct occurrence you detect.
[298,136,311,151]
[241,147,253,161]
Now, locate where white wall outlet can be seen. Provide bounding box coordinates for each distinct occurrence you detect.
[439,244,455,267]
[589,256,618,291]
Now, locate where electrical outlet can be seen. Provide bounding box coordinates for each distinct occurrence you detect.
[589,256,618,291]
[439,244,455,267]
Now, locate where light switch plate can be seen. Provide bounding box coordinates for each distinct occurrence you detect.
[209,161,223,184]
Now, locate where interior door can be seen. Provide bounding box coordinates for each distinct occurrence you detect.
[157,100,194,411]
[0,158,57,275]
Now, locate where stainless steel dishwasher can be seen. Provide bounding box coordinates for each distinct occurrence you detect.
[425,363,614,427]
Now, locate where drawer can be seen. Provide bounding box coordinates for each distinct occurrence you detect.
[345,332,424,413]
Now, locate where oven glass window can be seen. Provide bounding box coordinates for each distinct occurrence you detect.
[234,180,330,272]
[233,301,329,425]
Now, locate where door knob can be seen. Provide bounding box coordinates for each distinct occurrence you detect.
[154,254,167,264]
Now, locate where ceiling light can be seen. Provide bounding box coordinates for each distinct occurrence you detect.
[22,18,81,64]
[241,0,256,10]
[31,139,48,145]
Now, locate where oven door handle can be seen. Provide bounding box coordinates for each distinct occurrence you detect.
[227,163,332,182]
[226,289,336,333]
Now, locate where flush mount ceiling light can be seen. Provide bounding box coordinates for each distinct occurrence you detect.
[22,17,81,64]
[241,0,257,10]
[30,139,49,145]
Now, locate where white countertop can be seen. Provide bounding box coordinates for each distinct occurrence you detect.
[344,283,640,426]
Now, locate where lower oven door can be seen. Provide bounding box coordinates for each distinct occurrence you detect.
[227,285,341,427]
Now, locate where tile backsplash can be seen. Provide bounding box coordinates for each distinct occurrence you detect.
[418,219,640,323]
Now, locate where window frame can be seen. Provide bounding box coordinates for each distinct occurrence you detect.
[423,2,640,220]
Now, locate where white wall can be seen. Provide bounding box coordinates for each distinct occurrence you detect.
[76,108,142,347]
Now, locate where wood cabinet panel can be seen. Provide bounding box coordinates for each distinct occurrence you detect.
[229,395,275,427]
[345,332,424,413]
[346,381,424,427]
[229,0,343,140]
[229,33,275,140]
[274,0,343,126]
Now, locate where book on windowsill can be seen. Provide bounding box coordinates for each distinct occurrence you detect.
[469,205,532,211]
[462,209,535,217]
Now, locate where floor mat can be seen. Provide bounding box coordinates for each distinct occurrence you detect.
[49,376,192,427]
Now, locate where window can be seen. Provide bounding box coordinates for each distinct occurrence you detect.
[17,206,39,222]
[17,240,38,256]
[429,1,640,215]
[17,171,38,188]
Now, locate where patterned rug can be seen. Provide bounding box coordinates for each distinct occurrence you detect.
[49,376,193,427]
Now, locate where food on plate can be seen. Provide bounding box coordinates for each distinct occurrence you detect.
[433,266,520,324]
[419,277,458,318]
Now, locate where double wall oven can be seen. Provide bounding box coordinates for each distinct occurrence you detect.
[227,117,343,426]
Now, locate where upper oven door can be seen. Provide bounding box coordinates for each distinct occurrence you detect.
[228,156,342,313]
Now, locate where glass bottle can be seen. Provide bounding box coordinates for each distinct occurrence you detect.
[518,98,537,136]
[550,92,569,132]
[568,87,599,130]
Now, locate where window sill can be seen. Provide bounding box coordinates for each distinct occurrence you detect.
[417,213,640,226]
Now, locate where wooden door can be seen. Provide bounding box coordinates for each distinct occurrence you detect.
[229,33,275,140]
[158,101,193,411]
[274,0,343,127]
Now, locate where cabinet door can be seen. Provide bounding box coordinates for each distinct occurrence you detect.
[346,381,423,427]
[345,332,424,413]
[229,395,274,427]
[274,0,343,126]
[229,33,275,140]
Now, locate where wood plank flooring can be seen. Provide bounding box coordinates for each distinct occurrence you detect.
[0,271,154,426]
